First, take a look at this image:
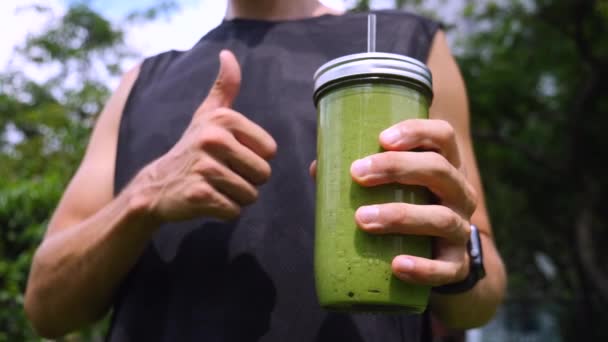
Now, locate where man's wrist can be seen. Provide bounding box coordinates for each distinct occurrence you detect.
[123,168,164,229]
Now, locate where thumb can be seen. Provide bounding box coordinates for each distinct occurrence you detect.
[309,160,317,179]
[197,49,241,114]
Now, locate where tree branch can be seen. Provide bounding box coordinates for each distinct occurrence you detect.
[537,0,606,69]
[472,131,561,174]
[572,0,604,68]
[575,202,608,303]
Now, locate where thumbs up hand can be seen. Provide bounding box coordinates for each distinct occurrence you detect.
[131,50,277,223]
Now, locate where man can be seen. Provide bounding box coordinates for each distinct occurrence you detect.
[25,0,506,340]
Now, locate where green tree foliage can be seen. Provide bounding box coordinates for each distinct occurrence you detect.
[354,1,607,339]
[1,0,606,341]
[0,2,174,340]
[458,0,608,340]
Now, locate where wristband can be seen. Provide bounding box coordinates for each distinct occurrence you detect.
[432,224,486,294]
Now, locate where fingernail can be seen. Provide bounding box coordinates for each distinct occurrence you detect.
[351,158,371,178]
[380,128,401,145]
[357,206,379,224]
[396,257,415,272]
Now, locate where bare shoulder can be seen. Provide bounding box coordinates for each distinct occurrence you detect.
[426,30,470,136]
[425,30,494,236]
[46,64,142,237]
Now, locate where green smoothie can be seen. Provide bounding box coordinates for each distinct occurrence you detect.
[313,53,434,313]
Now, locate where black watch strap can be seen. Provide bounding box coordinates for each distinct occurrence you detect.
[433,224,486,294]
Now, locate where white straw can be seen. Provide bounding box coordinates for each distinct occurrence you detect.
[367,14,376,53]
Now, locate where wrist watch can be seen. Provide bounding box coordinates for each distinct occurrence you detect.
[433,224,486,294]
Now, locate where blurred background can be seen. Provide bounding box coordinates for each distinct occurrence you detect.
[0,0,606,341]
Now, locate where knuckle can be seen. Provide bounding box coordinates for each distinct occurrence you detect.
[424,152,452,178]
[194,160,221,177]
[436,120,455,141]
[209,107,237,125]
[389,203,409,226]
[375,152,402,175]
[186,183,212,203]
[405,119,424,138]
[436,153,453,172]
[198,127,228,149]
[388,121,407,138]
[435,208,460,237]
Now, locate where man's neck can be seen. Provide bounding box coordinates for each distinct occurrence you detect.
[226,0,343,21]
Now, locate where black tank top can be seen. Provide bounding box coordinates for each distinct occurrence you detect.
[110,10,440,342]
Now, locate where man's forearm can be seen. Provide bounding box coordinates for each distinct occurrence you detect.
[25,185,159,338]
[429,234,507,329]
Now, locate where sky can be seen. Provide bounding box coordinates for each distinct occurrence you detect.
[0,0,350,73]
[0,0,462,82]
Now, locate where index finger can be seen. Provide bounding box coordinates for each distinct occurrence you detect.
[218,108,277,160]
[379,119,461,168]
